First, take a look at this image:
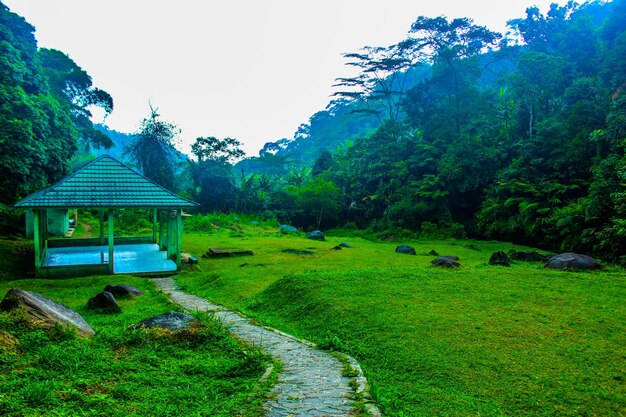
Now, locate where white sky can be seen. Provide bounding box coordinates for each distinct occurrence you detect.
[4,0,567,156]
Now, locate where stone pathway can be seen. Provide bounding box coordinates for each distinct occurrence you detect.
[151,277,380,417]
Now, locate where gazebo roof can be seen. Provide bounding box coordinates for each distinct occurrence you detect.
[15,155,198,209]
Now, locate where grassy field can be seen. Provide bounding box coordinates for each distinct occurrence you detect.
[0,258,273,416]
[175,223,626,417]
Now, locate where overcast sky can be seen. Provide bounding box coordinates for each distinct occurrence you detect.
[4,0,568,156]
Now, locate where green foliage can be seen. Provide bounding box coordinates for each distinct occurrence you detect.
[39,48,114,150]
[185,212,277,233]
[191,136,244,163]
[243,0,626,262]
[125,107,180,191]
[293,177,342,229]
[190,159,237,213]
[0,276,271,416]
[0,4,112,205]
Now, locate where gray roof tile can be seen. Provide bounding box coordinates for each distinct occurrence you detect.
[15,155,198,208]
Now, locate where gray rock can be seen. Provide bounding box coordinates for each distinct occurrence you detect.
[132,311,197,331]
[0,288,95,337]
[544,253,602,270]
[489,251,510,267]
[306,230,325,241]
[396,245,416,255]
[338,242,352,248]
[431,256,461,268]
[249,220,260,225]
[87,291,120,313]
[104,284,143,297]
[279,224,299,233]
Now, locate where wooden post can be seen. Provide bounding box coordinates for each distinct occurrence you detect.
[108,209,114,274]
[33,209,41,276]
[152,208,158,244]
[176,209,182,268]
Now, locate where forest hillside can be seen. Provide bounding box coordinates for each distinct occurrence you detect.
[1,0,626,263]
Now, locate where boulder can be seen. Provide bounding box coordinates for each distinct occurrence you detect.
[544,253,602,270]
[0,288,95,337]
[306,230,325,241]
[249,220,260,226]
[181,253,198,264]
[338,242,352,248]
[396,245,416,255]
[508,250,548,262]
[104,284,143,298]
[489,251,511,267]
[132,311,197,332]
[279,224,299,234]
[282,249,314,255]
[431,256,461,268]
[87,291,121,313]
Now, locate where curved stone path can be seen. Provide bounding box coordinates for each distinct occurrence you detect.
[151,278,380,417]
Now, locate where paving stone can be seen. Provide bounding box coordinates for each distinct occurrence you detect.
[152,278,380,417]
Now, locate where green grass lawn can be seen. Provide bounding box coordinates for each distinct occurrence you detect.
[0,272,273,416]
[176,224,626,417]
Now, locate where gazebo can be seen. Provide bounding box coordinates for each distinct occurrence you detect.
[15,155,198,277]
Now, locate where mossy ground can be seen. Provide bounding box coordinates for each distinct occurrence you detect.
[0,271,272,416]
[176,223,625,417]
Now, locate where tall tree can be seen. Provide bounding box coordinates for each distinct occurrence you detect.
[191,136,244,163]
[39,48,114,150]
[125,106,180,191]
[333,43,423,121]
[189,136,244,213]
[403,16,501,136]
[0,3,77,204]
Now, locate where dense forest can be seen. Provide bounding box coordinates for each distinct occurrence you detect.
[234,0,626,264]
[1,1,625,263]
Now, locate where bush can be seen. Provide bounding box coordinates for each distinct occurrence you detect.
[0,204,23,235]
[185,212,279,232]
[419,221,466,239]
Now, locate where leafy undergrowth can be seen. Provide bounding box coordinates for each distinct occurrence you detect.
[178,225,626,417]
[0,238,33,280]
[0,276,270,417]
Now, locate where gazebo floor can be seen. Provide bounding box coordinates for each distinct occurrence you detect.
[44,243,177,275]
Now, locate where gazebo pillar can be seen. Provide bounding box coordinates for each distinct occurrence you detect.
[107,209,114,274]
[99,209,105,245]
[159,210,166,250]
[152,209,158,244]
[176,209,182,268]
[33,209,41,275]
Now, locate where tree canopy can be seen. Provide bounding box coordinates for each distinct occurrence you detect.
[124,107,180,191]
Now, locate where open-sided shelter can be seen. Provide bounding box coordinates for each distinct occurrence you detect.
[15,155,198,277]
